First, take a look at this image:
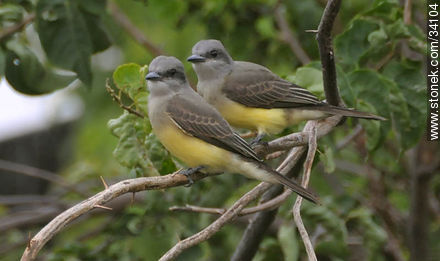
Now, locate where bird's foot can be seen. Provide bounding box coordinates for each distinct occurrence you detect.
[178,166,204,187]
[250,134,267,148]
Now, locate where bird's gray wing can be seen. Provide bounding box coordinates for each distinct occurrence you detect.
[166,93,260,161]
[223,62,322,109]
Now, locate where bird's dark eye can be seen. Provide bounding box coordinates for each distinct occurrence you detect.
[168,68,177,76]
[210,50,218,58]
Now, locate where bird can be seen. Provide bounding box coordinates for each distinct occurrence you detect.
[187,39,385,143]
[145,55,319,204]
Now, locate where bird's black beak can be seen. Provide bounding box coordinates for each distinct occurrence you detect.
[187,54,206,63]
[145,71,161,81]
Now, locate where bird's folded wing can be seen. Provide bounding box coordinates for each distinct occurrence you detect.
[223,63,322,109]
[166,94,260,161]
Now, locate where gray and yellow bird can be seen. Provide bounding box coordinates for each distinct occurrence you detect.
[146,56,318,204]
[187,39,385,141]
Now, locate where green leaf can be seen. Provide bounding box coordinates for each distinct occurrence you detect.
[0,4,24,23]
[144,133,177,175]
[5,40,76,95]
[291,67,324,97]
[36,0,110,86]
[383,60,426,149]
[5,43,45,94]
[108,112,159,176]
[277,223,299,261]
[113,63,149,114]
[335,18,379,67]
[348,70,391,150]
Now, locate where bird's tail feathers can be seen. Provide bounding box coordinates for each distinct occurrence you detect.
[310,104,386,121]
[257,163,320,204]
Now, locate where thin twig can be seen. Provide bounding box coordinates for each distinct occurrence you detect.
[404,0,412,25]
[274,2,311,65]
[0,159,87,197]
[108,2,163,56]
[170,189,293,217]
[105,79,145,118]
[336,124,363,150]
[292,124,318,261]
[0,13,35,42]
[316,0,342,106]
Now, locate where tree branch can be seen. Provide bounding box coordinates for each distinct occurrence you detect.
[274,2,311,65]
[20,171,208,261]
[292,124,318,261]
[105,79,145,118]
[0,159,87,197]
[170,189,292,217]
[0,13,35,42]
[316,0,342,106]
[108,2,164,56]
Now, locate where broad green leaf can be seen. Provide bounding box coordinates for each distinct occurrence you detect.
[348,69,390,119]
[291,67,324,97]
[337,65,355,107]
[108,112,158,176]
[5,43,45,94]
[278,223,299,261]
[335,18,379,68]
[0,4,24,23]
[113,63,149,114]
[383,60,426,149]
[5,40,76,95]
[367,27,388,46]
[36,0,110,86]
[348,69,391,150]
[144,133,177,175]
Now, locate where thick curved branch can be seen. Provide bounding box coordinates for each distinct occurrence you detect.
[316,0,342,106]
[20,171,208,261]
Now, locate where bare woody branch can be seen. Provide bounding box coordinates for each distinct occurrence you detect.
[0,159,88,197]
[108,2,164,56]
[20,171,208,261]
[316,0,342,106]
[274,2,311,65]
[292,123,318,261]
[170,189,292,217]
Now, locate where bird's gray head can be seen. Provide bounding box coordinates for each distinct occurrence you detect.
[146,56,189,94]
[187,39,233,81]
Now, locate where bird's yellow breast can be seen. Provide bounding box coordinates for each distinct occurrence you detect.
[154,124,231,170]
[219,101,288,134]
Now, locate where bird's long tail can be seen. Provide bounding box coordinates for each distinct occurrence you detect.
[254,162,320,204]
[309,104,386,121]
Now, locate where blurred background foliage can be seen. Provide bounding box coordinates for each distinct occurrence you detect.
[0,0,437,260]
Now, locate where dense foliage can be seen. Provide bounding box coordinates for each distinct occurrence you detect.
[0,0,435,260]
